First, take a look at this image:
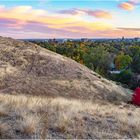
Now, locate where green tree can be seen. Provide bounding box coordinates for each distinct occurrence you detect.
[128,46,140,73]
[115,53,132,70]
[84,46,112,76]
[116,69,133,86]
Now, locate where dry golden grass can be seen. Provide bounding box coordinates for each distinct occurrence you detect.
[0,36,138,139]
[0,93,140,139]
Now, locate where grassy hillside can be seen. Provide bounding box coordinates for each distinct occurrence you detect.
[0,37,140,139]
[0,93,140,139]
[0,37,131,103]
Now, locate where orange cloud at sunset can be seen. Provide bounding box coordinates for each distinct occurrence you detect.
[0,3,139,38]
[0,6,113,32]
[11,6,47,16]
[118,2,135,10]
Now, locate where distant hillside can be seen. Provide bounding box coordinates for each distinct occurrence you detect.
[1,36,140,139]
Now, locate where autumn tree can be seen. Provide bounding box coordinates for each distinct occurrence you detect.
[115,53,132,70]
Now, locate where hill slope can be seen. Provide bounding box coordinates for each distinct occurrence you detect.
[0,36,131,103]
[1,36,140,139]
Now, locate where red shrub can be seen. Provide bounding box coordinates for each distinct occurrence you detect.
[132,87,140,106]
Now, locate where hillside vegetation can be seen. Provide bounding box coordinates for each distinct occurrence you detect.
[34,39,140,89]
[0,36,140,139]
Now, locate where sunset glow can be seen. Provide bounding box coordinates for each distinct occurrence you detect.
[0,0,140,38]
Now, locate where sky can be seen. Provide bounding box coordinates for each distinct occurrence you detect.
[0,0,140,39]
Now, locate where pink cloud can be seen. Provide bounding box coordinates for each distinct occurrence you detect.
[0,18,92,38]
[129,0,140,4]
[117,27,140,31]
[58,9,80,15]
[1,17,139,39]
[118,0,140,11]
[85,10,112,19]
[118,2,135,10]
[58,9,112,19]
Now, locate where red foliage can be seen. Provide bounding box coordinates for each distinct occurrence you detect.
[132,87,140,106]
